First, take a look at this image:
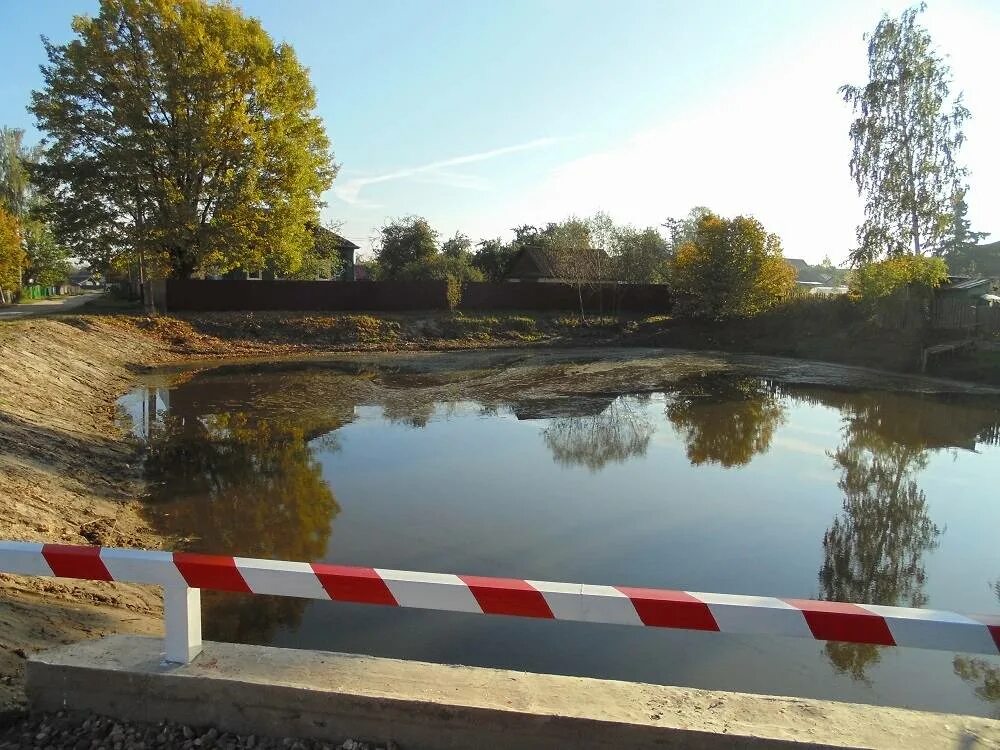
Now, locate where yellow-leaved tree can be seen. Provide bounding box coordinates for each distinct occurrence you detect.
[0,207,24,301]
[670,212,796,320]
[847,255,949,301]
[30,0,335,279]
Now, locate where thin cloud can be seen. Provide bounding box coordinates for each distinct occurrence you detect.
[333,137,560,206]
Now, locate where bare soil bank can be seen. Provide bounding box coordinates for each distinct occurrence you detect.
[1,311,997,711]
[121,306,997,383]
[0,317,168,710]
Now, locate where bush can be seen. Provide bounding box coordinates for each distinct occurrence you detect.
[445,276,463,311]
[848,255,949,300]
[670,213,796,320]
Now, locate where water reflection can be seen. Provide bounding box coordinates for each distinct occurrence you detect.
[124,363,1000,708]
[794,391,1000,681]
[144,407,343,643]
[666,376,786,467]
[539,397,654,471]
[954,581,1000,717]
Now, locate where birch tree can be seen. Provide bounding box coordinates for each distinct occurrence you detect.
[840,4,969,264]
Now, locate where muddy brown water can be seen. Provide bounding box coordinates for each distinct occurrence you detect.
[120,351,1000,718]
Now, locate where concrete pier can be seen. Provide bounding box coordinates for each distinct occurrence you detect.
[26,636,1000,749]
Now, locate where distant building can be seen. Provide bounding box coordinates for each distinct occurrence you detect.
[936,276,994,304]
[69,269,103,289]
[224,225,360,281]
[504,246,612,283]
[785,258,833,289]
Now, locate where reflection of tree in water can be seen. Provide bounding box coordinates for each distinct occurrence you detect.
[145,411,341,645]
[820,442,940,680]
[821,444,937,608]
[542,398,654,471]
[953,580,1000,717]
[813,393,944,681]
[381,399,436,428]
[666,377,786,467]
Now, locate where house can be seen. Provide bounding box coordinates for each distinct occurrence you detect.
[69,268,103,289]
[225,225,360,281]
[785,258,833,289]
[311,224,360,281]
[504,246,613,283]
[936,276,995,304]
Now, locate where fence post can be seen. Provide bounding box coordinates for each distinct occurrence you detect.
[163,585,202,664]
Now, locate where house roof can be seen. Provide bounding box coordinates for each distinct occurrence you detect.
[942,277,992,291]
[69,269,97,283]
[308,223,360,251]
[785,258,831,285]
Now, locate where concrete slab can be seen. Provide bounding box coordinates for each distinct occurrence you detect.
[26,635,1000,749]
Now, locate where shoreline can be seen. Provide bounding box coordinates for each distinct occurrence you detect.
[1,312,998,712]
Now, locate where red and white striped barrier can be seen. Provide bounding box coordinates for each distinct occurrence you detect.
[1,541,998,664]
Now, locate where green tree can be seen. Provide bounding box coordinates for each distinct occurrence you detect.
[472,237,515,282]
[1,127,74,287]
[939,190,987,274]
[0,127,31,218]
[612,225,670,284]
[670,212,796,320]
[441,232,473,260]
[398,253,483,283]
[663,206,712,256]
[374,216,438,279]
[22,218,71,286]
[545,217,601,321]
[30,0,335,279]
[840,4,969,263]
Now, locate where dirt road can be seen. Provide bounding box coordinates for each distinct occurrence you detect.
[0,292,102,321]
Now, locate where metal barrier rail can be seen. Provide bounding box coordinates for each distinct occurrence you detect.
[1,541,997,664]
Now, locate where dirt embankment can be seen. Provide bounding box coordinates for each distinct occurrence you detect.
[0,317,175,710]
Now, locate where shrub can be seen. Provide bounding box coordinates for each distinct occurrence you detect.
[445,276,463,311]
[670,213,796,320]
[848,255,949,300]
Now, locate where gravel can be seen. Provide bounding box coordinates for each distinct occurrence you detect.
[0,711,399,750]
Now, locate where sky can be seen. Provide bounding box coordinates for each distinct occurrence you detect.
[1,0,997,264]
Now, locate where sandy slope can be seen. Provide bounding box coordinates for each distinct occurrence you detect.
[0,317,168,709]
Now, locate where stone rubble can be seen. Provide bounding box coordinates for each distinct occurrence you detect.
[0,711,398,750]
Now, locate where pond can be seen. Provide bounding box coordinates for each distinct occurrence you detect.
[119,353,1000,717]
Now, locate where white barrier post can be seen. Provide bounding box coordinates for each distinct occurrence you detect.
[163,585,202,664]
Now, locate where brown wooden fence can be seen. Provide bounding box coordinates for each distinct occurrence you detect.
[931,298,1000,334]
[151,279,673,314]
